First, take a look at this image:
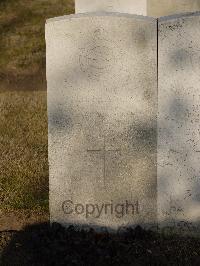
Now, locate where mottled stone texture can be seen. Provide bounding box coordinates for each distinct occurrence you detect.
[158,12,200,233]
[46,13,157,231]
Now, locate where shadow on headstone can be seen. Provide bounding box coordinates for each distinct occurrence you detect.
[46,12,158,232]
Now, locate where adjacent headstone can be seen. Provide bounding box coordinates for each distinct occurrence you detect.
[158,12,200,234]
[76,0,200,18]
[75,0,147,16]
[46,13,157,231]
[149,0,200,17]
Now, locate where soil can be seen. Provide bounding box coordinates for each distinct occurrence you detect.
[0,223,200,266]
[0,210,49,232]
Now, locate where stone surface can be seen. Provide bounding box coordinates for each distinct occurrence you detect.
[75,0,147,16]
[75,0,200,17]
[149,0,200,17]
[46,13,157,231]
[158,12,200,232]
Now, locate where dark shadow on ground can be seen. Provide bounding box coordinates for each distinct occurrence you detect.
[1,222,200,266]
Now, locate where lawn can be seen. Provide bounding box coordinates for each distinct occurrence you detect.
[0,0,74,79]
[0,91,48,211]
[0,0,74,213]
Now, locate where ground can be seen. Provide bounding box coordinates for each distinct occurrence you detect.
[0,224,200,265]
[0,0,74,82]
[0,0,74,221]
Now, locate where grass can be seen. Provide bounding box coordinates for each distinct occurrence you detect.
[0,0,74,78]
[0,1,74,212]
[0,91,48,211]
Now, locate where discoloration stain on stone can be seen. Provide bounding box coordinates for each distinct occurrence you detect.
[49,107,73,133]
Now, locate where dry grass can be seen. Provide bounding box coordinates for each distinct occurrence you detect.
[0,0,74,213]
[0,91,48,211]
[0,0,74,78]
[0,1,74,212]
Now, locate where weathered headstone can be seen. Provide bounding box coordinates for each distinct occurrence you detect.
[46,12,157,231]
[158,12,200,233]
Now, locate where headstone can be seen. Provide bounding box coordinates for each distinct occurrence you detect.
[149,0,200,17]
[75,0,147,16]
[158,12,200,233]
[46,13,157,231]
[75,0,200,18]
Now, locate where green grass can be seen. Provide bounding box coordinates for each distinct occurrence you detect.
[0,91,48,211]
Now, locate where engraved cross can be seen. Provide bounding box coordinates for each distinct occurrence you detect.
[87,137,120,186]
